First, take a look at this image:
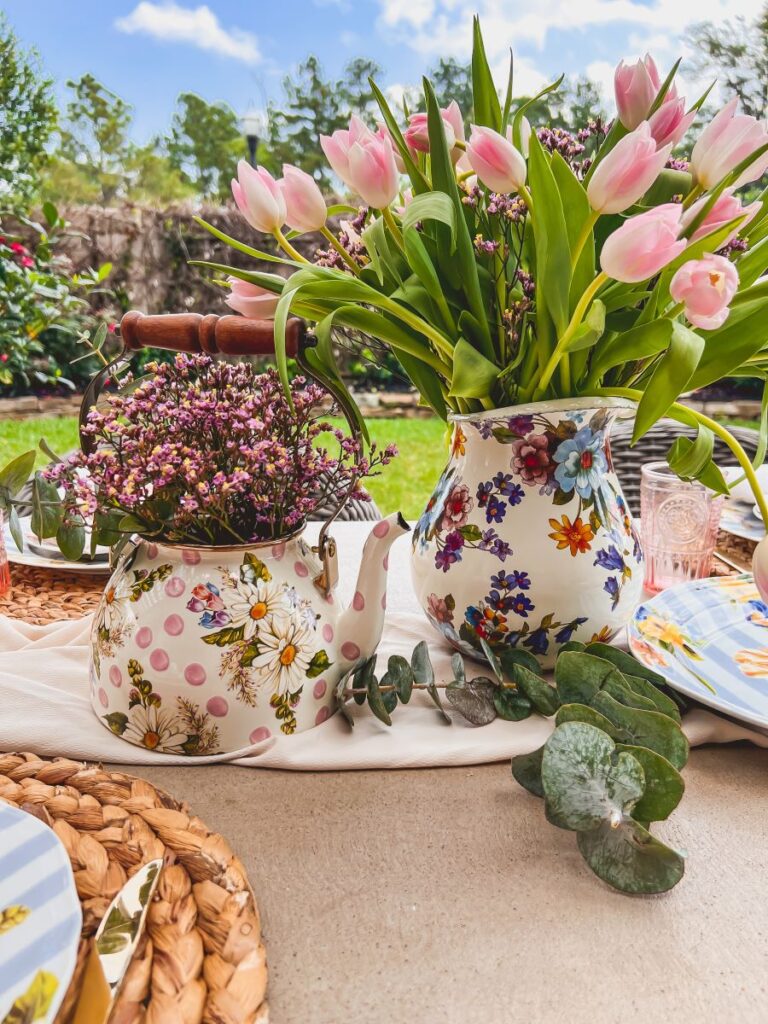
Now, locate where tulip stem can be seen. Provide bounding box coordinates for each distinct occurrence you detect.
[532,272,608,400]
[595,385,768,525]
[273,228,309,264]
[457,170,475,184]
[518,184,535,219]
[382,205,406,253]
[571,211,600,270]
[681,184,703,210]
[320,226,362,276]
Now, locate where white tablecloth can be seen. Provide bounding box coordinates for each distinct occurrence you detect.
[1,522,766,768]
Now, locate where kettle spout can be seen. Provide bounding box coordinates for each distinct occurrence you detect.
[337,512,410,667]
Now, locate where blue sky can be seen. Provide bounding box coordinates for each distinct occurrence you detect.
[2,0,761,142]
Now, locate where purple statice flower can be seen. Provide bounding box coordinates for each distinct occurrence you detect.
[594,545,625,572]
[435,530,465,572]
[474,234,500,255]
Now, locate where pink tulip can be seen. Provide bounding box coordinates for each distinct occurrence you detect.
[670,253,739,330]
[466,125,526,193]
[648,96,695,148]
[320,115,373,187]
[225,278,280,319]
[280,164,327,233]
[377,123,407,172]
[587,122,671,214]
[681,188,761,246]
[347,132,400,209]
[231,161,286,234]
[404,100,465,158]
[600,204,686,283]
[614,55,668,130]
[691,97,768,189]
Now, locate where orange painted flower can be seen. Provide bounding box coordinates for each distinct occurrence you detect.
[548,514,594,556]
[734,648,768,677]
[590,625,615,644]
[452,425,466,456]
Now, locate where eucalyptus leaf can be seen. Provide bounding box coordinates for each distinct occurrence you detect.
[555,702,619,737]
[590,692,689,770]
[511,746,545,797]
[352,657,375,705]
[499,646,542,676]
[512,664,559,716]
[554,651,622,706]
[411,640,435,686]
[387,655,413,703]
[56,522,86,561]
[364,658,392,726]
[0,451,35,496]
[30,473,62,539]
[427,681,452,724]
[493,687,533,721]
[577,818,685,894]
[615,744,685,822]
[583,643,665,688]
[451,652,466,684]
[446,677,497,725]
[479,637,502,681]
[8,505,23,553]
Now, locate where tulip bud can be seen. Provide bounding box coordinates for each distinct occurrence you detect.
[600,204,686,283]
[320,115,373,189]
[231,161,286,234]
[347,132,400,209]
[648,96,695,148]
[614,54,666,131]
[280,164,327,233]
[225,278,280,319]
[691,97,768,189]
[466,125,526,194]
[681,188,761,247]
[403,100,464,160]
[669,253,739,330]
[587,122,671,214]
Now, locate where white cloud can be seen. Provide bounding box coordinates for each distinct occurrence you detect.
[585,60,616,103]
[115,2,261,63]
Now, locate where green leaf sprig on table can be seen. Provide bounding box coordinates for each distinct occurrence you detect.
[340,639,689,895]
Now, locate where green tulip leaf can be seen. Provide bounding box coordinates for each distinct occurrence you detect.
[447,338,500,400]
[577,819,685,894]
[541,722,645,832]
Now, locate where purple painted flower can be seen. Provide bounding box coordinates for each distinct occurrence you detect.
[435,530,465,572]
[485,495,507,524]
[200,609,232,628]
[594,545,625,571]
[507,414,534,435]
[604,576,621,609]
[523,628,549,656]
[476,480,493,508]
[489,537,512,561]
[473,419,496,439]
[554,617,587,644]
[508,593,534,618]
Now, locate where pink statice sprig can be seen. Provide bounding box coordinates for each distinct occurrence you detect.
[46,354,396,546]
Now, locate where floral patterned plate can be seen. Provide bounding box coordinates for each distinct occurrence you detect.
[0,803,82,1023]
[629,574,768,731]
[719,500,764,543]
[4,516,111,574]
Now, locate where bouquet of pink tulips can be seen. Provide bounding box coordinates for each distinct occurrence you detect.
[197,18,768,533]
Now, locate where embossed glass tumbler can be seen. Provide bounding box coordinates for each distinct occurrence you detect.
[0,511,10,597]
[641,461,723,594]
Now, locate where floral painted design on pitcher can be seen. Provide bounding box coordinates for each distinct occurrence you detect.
[411,399,643,668]
[90,513,409,754]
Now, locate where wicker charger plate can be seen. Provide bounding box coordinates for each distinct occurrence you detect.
[0,753,268,1023]
[0,563,104,625]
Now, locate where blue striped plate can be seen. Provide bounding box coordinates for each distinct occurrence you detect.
[0,803,82,1023]
[629,574,768,731]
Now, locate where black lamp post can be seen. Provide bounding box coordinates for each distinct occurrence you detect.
[241,109,267,167]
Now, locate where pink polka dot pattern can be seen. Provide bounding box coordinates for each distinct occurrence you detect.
[164,614,184,637]
[165,576,185,598]
[98,687,109,708]
[271,542,286,560]
[145,543,158,559]
[149,648,169,672]
[325,593,334,605]
[373,519,390,538]
[206,696,228,717]
[250,726,271,743]
[315,706,331,725]
[341,641,360,660]
[313,679,327,699]
[182,548,201,566]
[293,560,309,578]
[382,554,389,570]
[136,627,153,649]
[109,666,122,688]
[184,663,206,686]
[381,593,387,609]
[322,623,334,643]
[352,591,365,611]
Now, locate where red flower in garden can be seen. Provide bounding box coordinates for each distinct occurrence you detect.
[20,256,34,268]
[510,433,553,486]
[9,242,27,255]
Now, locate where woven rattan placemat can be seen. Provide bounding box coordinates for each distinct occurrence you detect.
[0,563,105,625]
[0,752,268,1023]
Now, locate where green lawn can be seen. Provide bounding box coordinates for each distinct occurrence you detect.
[0,414,449,521]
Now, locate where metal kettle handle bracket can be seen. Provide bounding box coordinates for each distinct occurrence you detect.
[79,311,363,597]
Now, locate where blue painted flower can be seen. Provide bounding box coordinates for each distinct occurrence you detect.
[493,472,525,506]
[594,545,625,571]
[604,576,620,609]
[508,592,534,618]
[473,419,495,439]
[490,570,515,591]
[199,609,231,629]
[523,628,549,656]
[476,480,493,507]
[553,426,608,499]
[554,617,588,644]
[435,530,465,572]
[485,495,506,523]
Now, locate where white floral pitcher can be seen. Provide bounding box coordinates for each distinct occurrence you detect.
[411,399,643,669]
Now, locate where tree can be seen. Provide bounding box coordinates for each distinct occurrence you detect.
[127,144,196,204]
[340,57,382,120]
[687,4,768,119]
[0,16,57,204]
[561,76,606,129]
[59,74,133,203]
[166,93,245,199]
[428,57,474,123]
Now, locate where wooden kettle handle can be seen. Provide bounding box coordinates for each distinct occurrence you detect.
[120,311,303,357]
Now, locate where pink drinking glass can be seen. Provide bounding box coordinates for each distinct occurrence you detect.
[0,510,10,597]
[641,461,723,594]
